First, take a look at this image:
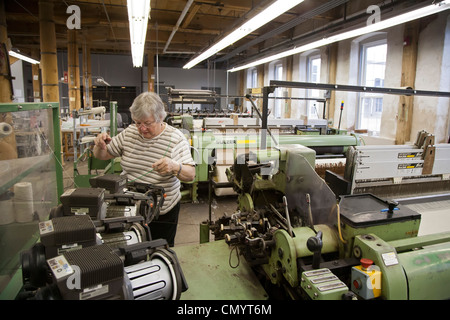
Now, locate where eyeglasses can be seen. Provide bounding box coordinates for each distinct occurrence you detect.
[133,119,157,129]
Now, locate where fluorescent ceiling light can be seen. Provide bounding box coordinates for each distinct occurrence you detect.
[127,0,151,67]
[183,0,305,69]
[9,50,40,64]
[228,1,450,72]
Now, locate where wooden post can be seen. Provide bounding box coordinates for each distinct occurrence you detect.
[39,0,60,103]
[395,21,419,144]
[148,51,155,92]
[257,64,264,114]
[31,48,41,102]
[39,0,63,164]
[68,29,81,111]
[0,0,12,103]
[327,43,338,122]
[257,65,264,88]
[0,1,18,160]
[285,55,293,118]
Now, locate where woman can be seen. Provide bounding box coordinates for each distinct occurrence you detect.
[93,92,195,246]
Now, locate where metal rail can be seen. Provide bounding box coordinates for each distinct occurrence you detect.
[270,80,450,98]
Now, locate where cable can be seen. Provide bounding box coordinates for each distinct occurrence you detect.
[34,125,77,187]
[336,203,347,244]
[229,245,240,269]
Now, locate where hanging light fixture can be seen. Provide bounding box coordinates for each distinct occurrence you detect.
[183,0,305,69]
[9,49,40,65]
[228,0,450,72]
[127,0,151,67]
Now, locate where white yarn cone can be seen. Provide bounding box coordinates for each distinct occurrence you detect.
[13,182,34,223]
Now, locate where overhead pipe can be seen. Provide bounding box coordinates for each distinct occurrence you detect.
[163,0,194,53]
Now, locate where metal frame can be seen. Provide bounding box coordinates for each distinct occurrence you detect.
[73,101,119,188]
[269,80,450,98]
[261,80,450,149]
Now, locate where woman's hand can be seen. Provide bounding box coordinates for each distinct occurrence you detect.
[94,132,112,150]
[93,132,114,160]
[152,157,179,176]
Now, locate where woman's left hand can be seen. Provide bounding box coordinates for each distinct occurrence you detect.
[152,157,179,175]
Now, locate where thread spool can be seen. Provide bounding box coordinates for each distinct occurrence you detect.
[90,106,106,115]
[214,165,236,196]
[13,182,35,223]
[0,140,17,160]
[0,122,13,138]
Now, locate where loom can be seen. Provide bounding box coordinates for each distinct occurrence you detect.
[325,130,450,199]
[175,143,450,300]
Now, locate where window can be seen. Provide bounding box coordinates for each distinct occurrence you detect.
[306,54,321,119]
[250,68,258,88]
[246,68,258,112]
[273,63,283,118]
[358,40,387,135]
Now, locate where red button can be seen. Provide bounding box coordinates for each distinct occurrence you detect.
[353,279,361,289]
[360,258,373,269]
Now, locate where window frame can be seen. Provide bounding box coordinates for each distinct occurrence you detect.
[273,62,283,118]
[245,67,258,112]
[357,37,387,135]
[306,53,321,119]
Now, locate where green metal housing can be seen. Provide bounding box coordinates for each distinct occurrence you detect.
[187,128,360,202]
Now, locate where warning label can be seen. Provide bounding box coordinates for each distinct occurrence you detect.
[398,152,423,159]
[397,163,423,170]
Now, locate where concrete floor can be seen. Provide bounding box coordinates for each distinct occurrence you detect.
[175,195,237,246]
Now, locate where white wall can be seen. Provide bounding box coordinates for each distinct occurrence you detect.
[240,11,450,144]
[410,13,450,143]
[334,13,450,143]
[380,25,404,141]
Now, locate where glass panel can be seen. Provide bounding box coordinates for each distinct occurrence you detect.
[363,44,387,87]
[0,106,60,298]
[246,68,258,113]
[359,96,383,133]
[358,42,387,135]
[251,69,258,88]
[274,64,283,118]
[307,56,321,119]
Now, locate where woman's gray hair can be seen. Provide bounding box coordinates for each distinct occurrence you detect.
[129,92,167,122]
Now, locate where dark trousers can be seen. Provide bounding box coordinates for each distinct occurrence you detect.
[149,201,180,247]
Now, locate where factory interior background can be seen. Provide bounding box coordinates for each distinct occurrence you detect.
[1,0,450,303]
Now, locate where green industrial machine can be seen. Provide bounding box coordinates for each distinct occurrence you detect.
[205,144,450,300]
[5,136,449,300]
[3,82,450,301]
[170,113,361,203]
